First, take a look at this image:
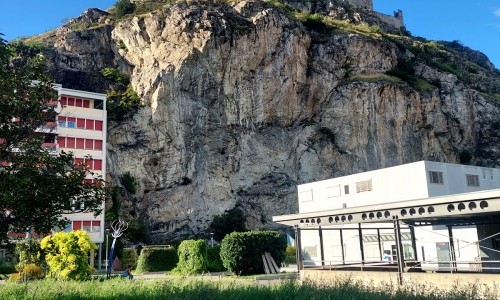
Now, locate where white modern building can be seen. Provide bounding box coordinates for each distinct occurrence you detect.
[273,161,500,276]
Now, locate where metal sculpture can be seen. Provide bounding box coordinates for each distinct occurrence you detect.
[106,219,128,279]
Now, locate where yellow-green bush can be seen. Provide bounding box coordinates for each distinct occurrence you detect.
[40,230,97,280]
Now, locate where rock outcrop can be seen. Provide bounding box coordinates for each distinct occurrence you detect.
[30,0,500,242]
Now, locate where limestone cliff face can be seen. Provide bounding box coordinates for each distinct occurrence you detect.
[36,0,500,241]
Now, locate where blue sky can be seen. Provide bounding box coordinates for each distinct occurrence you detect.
[0,0,499,68]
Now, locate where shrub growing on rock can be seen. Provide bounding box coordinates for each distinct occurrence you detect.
[220,231,286,275]
[136,246,177,273]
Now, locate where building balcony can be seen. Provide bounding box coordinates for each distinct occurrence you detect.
[41,142,59,153]
[35,121,58,134]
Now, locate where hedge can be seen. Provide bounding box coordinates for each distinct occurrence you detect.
[220,231,286,275]
[121,248,138,270]
[206,245,225,272]
[172,240,207,275]
[135,247,178,273]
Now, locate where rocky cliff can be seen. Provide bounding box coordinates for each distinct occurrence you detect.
[27,0,500,242]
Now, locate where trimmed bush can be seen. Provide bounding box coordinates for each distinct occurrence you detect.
[220,231,287,275]
[206,245,225,272]
[173,240,207,275]
[121,248,138,270]
[136,247,177,273]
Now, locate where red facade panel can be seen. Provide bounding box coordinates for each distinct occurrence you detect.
[72,221,81,230]
[83,100,90,108]
[57,137,66,148]
[75,98,82,107]
[76,118,85,129]
[93,159,102,171]
[76,138,85,149]
[67,137,75,148]
[94,140,103,151]
[85,119,94,130]
[85,139,93,149]
[68,98,75,106]
[61,97,67,106]
[95,120,103,131]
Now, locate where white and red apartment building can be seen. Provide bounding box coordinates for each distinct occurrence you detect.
[53,84,107,247]
[1,84,107,266]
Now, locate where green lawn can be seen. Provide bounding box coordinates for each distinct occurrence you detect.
[0,276,494,300]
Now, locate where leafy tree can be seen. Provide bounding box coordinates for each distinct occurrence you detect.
[0,35,105,244]
[40,230,97,280]
[209,207,247,241]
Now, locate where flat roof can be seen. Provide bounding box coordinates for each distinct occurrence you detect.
[273,189,500,227]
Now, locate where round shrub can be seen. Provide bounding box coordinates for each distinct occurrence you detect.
[206,245,225,272]
[121,248,138,270]
[220,231,287,275]
[136,246,178,273]
[173,240,207,275]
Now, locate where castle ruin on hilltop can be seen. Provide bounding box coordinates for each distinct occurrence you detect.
[340,0,404,28]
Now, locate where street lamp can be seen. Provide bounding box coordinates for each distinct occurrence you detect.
[105,229,110,271]
[210,233,214,248]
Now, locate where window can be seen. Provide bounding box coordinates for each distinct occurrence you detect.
[72,221,100,232]
[82,221,91,231]
[356,179,372,193]
[61,96,68,106]
[68,98,75,106]
[303,246,317,258]
[83,100,90,108]
[428,171,444,184]
[94,100,104,110]
[75,98,82,107]
[344,185,350,195]
[466,174,480,187]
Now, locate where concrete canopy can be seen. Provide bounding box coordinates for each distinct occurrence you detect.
[273,189,500,227]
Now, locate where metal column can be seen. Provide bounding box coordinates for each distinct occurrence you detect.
[340,229,345,264]
[358,223,365,269]
[295,226,303,272]
[98,242,102,270]
[318,226,325,267]
[447,225,457,272]
[393,216,404,285]
[377,228,383,261]
[410,225,418,261]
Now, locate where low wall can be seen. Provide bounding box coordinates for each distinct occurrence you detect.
[301,270,500,296]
